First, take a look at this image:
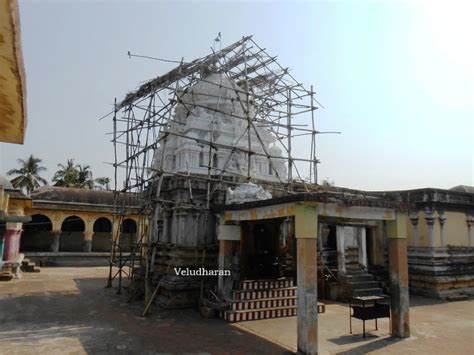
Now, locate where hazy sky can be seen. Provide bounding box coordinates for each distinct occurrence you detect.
[0,0,472,191]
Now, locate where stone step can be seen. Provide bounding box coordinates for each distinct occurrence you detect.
[352,288,384,297]
[230,296,296,311]
[20,262,41,273]
[345,274,374,282]
[233,287,296,301]
[239,278,293,290]
[349,281,379,290]
[221,303,326,322]
[21,259,31,266]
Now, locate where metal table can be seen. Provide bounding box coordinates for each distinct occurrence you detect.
[349,295,391,338]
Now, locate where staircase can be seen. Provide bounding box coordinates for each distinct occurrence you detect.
[221,278,325,322]
[343,247,384,298]
[21,258,41,273]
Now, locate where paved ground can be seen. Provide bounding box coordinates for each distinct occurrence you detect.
[0,267,473,354]
[0,267,287,354]
[235,297,474,354]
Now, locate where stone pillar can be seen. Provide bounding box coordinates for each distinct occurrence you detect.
[2,222,23,261]
[50,230,61,252]
[386,213,410,338]
[409,212,419,247]
[336,226,346,275]
[438,212,446,247]
[83,230,93,253]
[217,220,240,300]
[162,210,170,244]
[295,205,318,355]
[466,214,474,247]
[358,227,367,270]
[424,208,436,248]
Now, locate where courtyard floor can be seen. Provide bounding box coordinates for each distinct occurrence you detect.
[0,267,472,354]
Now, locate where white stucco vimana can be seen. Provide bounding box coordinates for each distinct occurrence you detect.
[151,72,287,182]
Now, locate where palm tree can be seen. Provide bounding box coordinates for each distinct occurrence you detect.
[76,165,95,189]
[95,177,111,190]
[53,159,79,187]
[7,155,48,194]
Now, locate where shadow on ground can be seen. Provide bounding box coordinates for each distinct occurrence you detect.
[0,274,289,354]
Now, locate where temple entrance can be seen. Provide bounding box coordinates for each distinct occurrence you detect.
[241,218,293,280]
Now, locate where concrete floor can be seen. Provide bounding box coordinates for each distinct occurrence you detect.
[0,267,473,354]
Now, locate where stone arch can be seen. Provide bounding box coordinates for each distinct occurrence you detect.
[120,218,137,251]
[60,215,85,252]
[92,217,112,252]
[21,214,53,252]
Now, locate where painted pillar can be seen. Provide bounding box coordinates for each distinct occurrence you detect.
[358,227,367,270]
[409,212,419,247]
[50,230,61,252]
[83,230,93,253]
[2,222,23,261]
[336,226,346,275]
[386,213,410,338]
[295,205,318,355]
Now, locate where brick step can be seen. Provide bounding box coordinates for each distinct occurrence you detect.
[239,278,293,290]
[221,303,326,323]
[233,287,296,300]
[348,281,379,290]
[352,288,384,297]
[0,272,13,281]
[230,296,296,311]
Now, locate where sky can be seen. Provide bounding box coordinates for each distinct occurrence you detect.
[0,0,472,191]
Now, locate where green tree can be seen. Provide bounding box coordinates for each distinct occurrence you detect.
[95,177,111,190]
[53,159,79,187]
[53,159,110,190]
[7,155,48,194]
[76,165,95,189]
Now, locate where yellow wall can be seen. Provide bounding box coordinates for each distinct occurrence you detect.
[443,211,469,247]
[407,209,469,247]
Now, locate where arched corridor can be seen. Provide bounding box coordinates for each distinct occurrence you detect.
[92,217,112,252]
[60,216,85,252]
[20,214,53,252]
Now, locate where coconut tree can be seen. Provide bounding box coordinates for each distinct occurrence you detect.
[76,165,95,189]
[95,177,111,190]
[53,159,79,187]
[7,155,48,194]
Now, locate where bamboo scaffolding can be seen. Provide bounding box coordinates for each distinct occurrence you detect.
[105,35,336,311]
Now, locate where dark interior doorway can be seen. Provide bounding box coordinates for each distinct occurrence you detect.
[242,219,283,280]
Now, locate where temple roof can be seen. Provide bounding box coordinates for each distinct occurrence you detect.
[30,186,140,207]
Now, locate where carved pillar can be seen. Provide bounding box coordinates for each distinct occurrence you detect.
[424,208,436,248]
[409,212,419,247]
[162,209,170,244]
[467,214,474,247]
[438,211,446,247]
[358,227,367,270]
